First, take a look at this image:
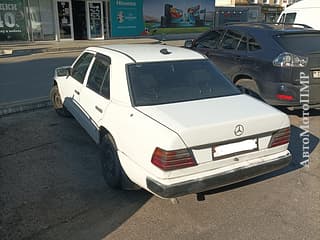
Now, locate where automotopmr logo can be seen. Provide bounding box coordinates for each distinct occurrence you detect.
[299,71,310,167]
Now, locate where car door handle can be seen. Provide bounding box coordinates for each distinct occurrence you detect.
[74,90,80,95]
[95,106,103,113]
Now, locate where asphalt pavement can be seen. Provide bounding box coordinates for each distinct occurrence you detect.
[0,52,77,103]
[0,108,319,240]
[0,38,186,113]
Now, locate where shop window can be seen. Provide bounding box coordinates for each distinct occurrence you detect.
[27,0,55,41]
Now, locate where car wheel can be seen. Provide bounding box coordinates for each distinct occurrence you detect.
[100,134,139,190]
[50,85,71,117]
[236,79,264,101]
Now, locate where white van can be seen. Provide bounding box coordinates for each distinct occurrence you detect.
[277,0,320,30]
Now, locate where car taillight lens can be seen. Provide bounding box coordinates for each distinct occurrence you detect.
[273,52,308,68]
[276,94,293,101]
[269,127,290,148]
[151,147,197,171]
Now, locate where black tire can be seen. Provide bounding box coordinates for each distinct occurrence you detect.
[235,79,264,102]
[50,85,71,117]
[100,134,139,190]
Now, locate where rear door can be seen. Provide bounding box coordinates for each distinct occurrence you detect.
[192,30,225,67]
[79,54,111,142]
[193,29,248,80]
[214,30,248,79]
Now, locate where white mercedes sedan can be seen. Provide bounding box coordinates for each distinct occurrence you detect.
[51,44,291,199]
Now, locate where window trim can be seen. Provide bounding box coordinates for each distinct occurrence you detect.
[70,51,95,84]
[247,35,262,52]
[194,29,225,49]
[85,53,111,99]
[219,30,245,51]
[126,59,241,107]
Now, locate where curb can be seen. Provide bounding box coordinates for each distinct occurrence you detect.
[0,97,52,117]
[0,37,189,57]
[0,38,162,57]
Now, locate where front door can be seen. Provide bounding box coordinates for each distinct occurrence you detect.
[61,52,95,120]
[55,0,74,40]
[79,54,111,142]
[86,1,104,40]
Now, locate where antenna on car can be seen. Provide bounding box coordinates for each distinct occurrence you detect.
[160,48,172,55]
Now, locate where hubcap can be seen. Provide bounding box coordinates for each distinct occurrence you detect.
[54,92,62,108]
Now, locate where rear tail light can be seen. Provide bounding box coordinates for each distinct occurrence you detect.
[273,52,308,68]
[151,147,197,171]
[276,94,293,101]
[269,127,290,148]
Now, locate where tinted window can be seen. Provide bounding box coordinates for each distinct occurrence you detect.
[275,33,320,53]
[278,14,285,24]
[86,55,110,99]
[127,60,240,106]
[195,30,224,49]
[284,13,296,24]
[238,36,247,51]
[72,53,94,83]
[220,30,243,50]
[248,37,261,51]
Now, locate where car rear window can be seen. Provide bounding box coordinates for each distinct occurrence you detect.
[274,33,320,53]
[127,59,240,106]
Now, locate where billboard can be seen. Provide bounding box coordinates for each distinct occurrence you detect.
[110,0,144,37]
[0,0,27,41]
[143,0,215,35]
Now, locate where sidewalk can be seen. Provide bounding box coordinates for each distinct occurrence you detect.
[0,35,190,57]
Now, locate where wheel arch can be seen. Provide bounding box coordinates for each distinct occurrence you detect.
[99,126,117,149]
[233,74,253,84]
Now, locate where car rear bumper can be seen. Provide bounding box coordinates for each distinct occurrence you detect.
[261,81,320,108]
[146,152,292,198]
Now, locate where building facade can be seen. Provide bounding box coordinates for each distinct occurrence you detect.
[0,0,300,41]
[0,0,216,41]
[213,0,298,27]
[0,0,111,41]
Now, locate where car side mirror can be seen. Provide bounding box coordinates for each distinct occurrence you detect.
[55,66,72,78]
[184,40,194,48]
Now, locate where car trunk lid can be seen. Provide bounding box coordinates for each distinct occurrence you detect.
[137,94,288,149]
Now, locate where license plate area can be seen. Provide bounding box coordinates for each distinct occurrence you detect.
[212,139,258,160]
[312,70,320,79]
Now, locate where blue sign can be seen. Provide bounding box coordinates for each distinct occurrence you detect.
[110,0,144,37]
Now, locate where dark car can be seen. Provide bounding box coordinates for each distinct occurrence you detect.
[185,23,320,109]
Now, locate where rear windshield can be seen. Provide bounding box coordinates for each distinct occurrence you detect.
[127,59,240,106]
[274,33,320,53]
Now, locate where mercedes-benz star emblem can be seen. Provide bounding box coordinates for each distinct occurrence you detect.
[234,124,244,136]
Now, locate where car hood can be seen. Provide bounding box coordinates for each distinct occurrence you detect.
[136,94,289,148]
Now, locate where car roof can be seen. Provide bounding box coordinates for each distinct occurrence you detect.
[95,44,206,63]
[223,22,318,34]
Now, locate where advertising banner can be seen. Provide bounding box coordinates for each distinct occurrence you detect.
[110,0,144,37]
[0,0,27,41]
[143,0,215,35]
